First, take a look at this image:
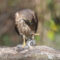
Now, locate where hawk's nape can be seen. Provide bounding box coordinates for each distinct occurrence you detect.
[15,9,38,48]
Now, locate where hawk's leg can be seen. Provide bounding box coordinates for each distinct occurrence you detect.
[22,35,26,48]
[32,34,34,40]
[34,33,40,36]
[32,33,39,39]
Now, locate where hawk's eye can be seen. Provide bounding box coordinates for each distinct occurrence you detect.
[23,19,31,25]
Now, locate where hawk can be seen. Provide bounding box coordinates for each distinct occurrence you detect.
[15,9,38,48]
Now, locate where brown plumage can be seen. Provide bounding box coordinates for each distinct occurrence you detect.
[15,9,38,47]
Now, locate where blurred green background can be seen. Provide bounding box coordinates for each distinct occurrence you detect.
[0,0,60,50]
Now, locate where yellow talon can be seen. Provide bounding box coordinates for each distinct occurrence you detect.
[22,35,26,48]
[22,40,26,48]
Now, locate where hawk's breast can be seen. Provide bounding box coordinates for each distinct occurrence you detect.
[16,19,34,37]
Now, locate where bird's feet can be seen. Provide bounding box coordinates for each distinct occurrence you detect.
[16,39,36,51]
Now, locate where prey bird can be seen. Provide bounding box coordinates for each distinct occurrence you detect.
[15,9,38,48]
